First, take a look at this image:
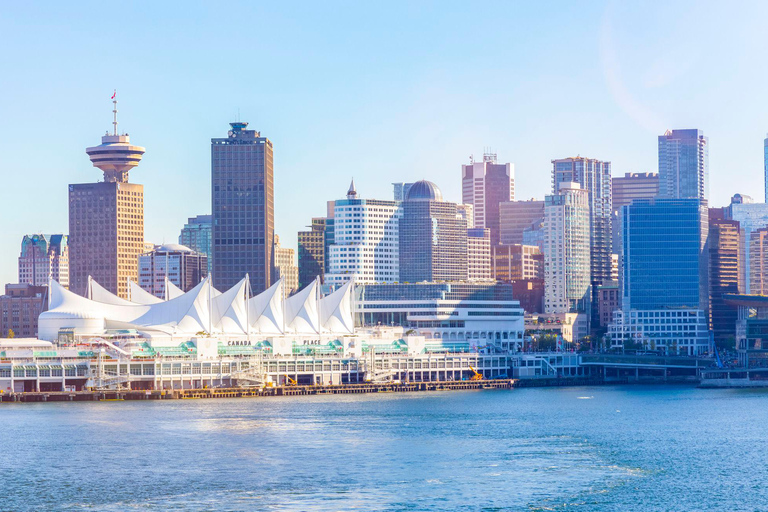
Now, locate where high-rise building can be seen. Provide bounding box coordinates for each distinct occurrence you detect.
[69,96,145,298]
[725,194,768,294]
[658,129,709,200]
[749,228,768,295]
[272,235,299,297]
[609,198,710,355]
[543,182,591,314]
[456,204,474,229]
[179,215,212,274]
[18,234,69,289]
[298,217,326,288]
[551,157,612,298]
[138,244,207,298]
[211,122,274,296]
[0,284,48,338]
[467,228,492,281]
[498,199,545,246]
[612,172,659,211]
[491,244,543,283]
[462,152,514,246]
[400,180,468,283]
[325,181,402,286]
[708,208,744,344]
[392,182,414,202]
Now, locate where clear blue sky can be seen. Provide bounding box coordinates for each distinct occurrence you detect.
[1,1,767,287]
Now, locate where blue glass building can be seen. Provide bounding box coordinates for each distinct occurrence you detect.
[621,198,709,310]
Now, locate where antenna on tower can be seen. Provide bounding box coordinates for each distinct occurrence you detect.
[111,89,118,136]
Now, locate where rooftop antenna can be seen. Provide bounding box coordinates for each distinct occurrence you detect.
[111,90,118,136]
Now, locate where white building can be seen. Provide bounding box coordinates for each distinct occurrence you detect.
[18,234,69,289]
[544,182,591,314]
[325,181,402,286]
[467,228,492,281]
[608,309,709,356]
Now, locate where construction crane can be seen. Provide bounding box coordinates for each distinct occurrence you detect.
[284,375,297,386]
[468,365,483,381]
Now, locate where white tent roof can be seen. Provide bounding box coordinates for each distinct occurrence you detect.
[88,277,135,306]
[248,279,284,334]
[211,277,248,334]
[164,277,185,300]
[319,281,354,334]
[129,280,164,305]
[284,280,320,334]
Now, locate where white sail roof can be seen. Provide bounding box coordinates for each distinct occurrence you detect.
[129,280,164,304]
[164,277,185,300]
[248,279,284,334]
[319,281,354,334]
[211,277,249,334]
[88,277,135,306]
[129,277,213,335]
[284,280,320,334]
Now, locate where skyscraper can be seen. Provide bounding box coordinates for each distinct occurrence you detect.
[18,234,69,288]
[298,217,326,288]
[552,157,611,326]
[543,182,591,314]
[610,198,710,355]
[211,122,274,295]
[611,172,659,261]
[325,181,402,286]
[462,152,515,246]
[725,194,768,294]
[764,135,768,203]
[392,182,414,202]
[658,129,709,200]
[179,215,213,274]
[466,228,492,281]
[708,208,743,344]
[69,95,145,298]
[400,180,468,283]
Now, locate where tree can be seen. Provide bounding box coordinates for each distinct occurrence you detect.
[7,329,15,339]
[537,334,558,352]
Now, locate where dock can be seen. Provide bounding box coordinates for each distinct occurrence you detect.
[0,378,517,403]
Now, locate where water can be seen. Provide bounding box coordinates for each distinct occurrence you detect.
[1,385,766,511]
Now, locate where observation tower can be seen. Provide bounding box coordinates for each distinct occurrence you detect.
[85,92,145,183]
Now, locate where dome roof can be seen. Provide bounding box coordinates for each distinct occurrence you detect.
[406,180,443,202]
[153,243,194,254]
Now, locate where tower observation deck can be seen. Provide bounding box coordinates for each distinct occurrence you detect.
[85,93,145,183]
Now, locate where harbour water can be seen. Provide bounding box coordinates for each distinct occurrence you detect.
[2,385,766,511]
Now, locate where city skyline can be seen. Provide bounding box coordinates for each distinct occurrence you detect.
[3,2,768,288]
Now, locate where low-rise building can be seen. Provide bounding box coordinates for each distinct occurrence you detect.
[0,284,48,338]
[608,309,709,355]
[597,281,620,330]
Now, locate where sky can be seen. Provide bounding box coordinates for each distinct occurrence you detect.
[1,0,767,287]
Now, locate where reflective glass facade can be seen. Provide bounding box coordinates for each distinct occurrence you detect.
[621,199,709,310]
[658,129,708,200]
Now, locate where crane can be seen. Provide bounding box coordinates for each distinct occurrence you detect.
[468,365,483,381]
[284,375,297,386]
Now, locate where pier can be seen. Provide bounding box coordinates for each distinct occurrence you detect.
[0,378,517,403]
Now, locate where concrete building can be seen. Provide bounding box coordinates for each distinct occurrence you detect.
[462,152,514,246]
[749,228,768,295]
[456,203,474,229]
[658,129,709,200]
[325,181,402,286]
[355,282,525,352]
[400,181,468,283]
[179,215,212,274]
[544,182,591,314]
[552,157,612,323]
[18,234,69,289]
[492,244,543,282]
[298,217,326,288]
[138,243,208,298]
[212,122,274,296]
[511,279,545,314]
[0,284,47,338]
[725,194,768,293]
[272,235,299,298]
[498,199,545,246]
[610,198,710,355]
[709,209,744,345]
[69,96,145,299]
[467,228,492,282]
